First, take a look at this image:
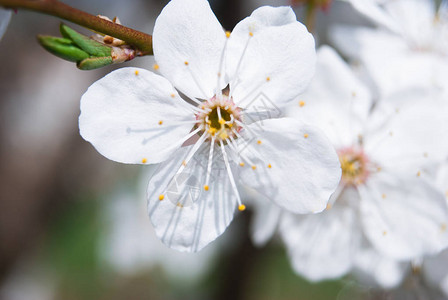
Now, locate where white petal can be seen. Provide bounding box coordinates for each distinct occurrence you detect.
[287,46,372,148]
[353,240,408,289]
[147,145,238,252]
[341,0,401,33]
[280,187,362,281]
[365,93,448,173]
[250,192,282,247]
[226,6,315,109]
[79,68,195,164]
[0,8,11,40]
[237,118,341,214]
[153,0,226,99]
[359,172,448,260]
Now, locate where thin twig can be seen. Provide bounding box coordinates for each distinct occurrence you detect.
[0,0,153,55]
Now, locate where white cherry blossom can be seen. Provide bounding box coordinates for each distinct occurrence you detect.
[79,0,341,252]
[277,46,448,281]
[332,0,448,98]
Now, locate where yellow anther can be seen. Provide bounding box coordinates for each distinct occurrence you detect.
[176,203,184,208]
[238,204,246,211]
[225,31,231,38]
[159,194,164,201]
[268,164,272,169]
[239,162,245,167]
[326,203,332,210]
[184,61,189,66]
[299,101,305,107]
[217,72,221,77]
[153,64,160,70]
[208,128,217,135]
[382,231,387,236]
[249,32,254,37]
[141,158,147,163]
[266,77,270,82]
[251,165,256,170]
[417,171,421,177]
[382,194,386,199]
[170,93,175,98]
[304,133,309,138]
[134,70,139,75]
[204,185,209,191]
[201,105,206,110]
[158,120,163,125]
[219,131,228,140]
[441,223,447,232]
[182,160,187,166]
[377,167,382,172]
[445,190,448,198]
[257,140,262,145]
[218,118,226,125]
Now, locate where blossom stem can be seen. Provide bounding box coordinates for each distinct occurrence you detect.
[0,0,153,55]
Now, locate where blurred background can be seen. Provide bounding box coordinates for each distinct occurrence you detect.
[0,0,372,299]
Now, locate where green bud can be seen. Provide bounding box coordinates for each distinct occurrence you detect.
[77,56,113,70]
[59,23,111,58]
[37,35,89,62]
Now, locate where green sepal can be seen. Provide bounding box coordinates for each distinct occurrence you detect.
[37,35,90,62]
[77,56,113,70]
[59,23,111,58]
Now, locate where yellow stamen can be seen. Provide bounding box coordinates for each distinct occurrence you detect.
[382,194,386,199]
[249,32,253,37]
[141,158,147,163]
[158,120,163,125]
[170,93,175,98]
[239,162,245,167]
[267,164,272,169]
[159,194,164,201]
[134,70,139,75]
[238,204,246,211]
[153,64,159,70]
[225,31,231,38]
[219,131,228,140]
[257,140,262,145]
[304,133,309,138]
[218,118,226,125]
[204,185,209,191]
[251,165,256,170]
[299,101,305,107]
[184,61,189,66]
[266,77,270,82]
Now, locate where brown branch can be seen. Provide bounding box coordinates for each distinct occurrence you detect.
[0,0,153,55]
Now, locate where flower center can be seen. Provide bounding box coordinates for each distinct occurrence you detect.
[338,147,369,185]
[196,94,241,142]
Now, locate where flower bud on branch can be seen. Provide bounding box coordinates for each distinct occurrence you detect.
[38,23,136,70]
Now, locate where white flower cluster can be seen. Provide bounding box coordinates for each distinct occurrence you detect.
[253,0,448,295]
[78,0,448,295]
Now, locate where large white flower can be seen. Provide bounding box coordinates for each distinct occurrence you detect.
[79,0,341,252]
[0,8,11,40]
[277,46,448,281]
[331,0,448,98]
